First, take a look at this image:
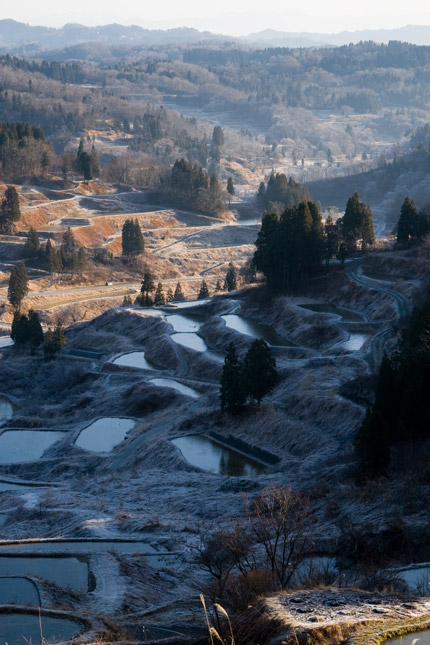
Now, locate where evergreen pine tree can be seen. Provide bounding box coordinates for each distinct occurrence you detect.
[12,312,30,347]
[342,192,374,249]
[224,262,238,292]
[80,151,93,182]
[44,328,54,360]
[122,219,144,256]
[227,177,235,206]
[24,227,40,258]
[7,262,28,310]
[1,186,21,233]
[138,272,156,306]
[396,197,417,244]
[53,323,66,353]
[198,280,210,299]
[256,182,266,210]
[212,126,225,147]
[173,282,185,301]
[154,282,166,306]
[242,339,279,405]
[215,280,222,292]
[220,342,245,413]
[77,247,86,270]
[60,227,78,269]
[27,309,43,354]
[44,323,66,360]
[44,239,61,273]
[166,287,174,302]
[90,145,100,177]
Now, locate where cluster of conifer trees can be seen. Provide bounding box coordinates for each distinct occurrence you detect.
[396,197,430,244]
[121,219,144,257]
[0,122,51,178]
[220,340,279,412]
[76,140,100,182]
[167,159,224,214]
[254,192,374,291]
[27,228,86,273]
[355,299,430,477]
[256,173,311,211]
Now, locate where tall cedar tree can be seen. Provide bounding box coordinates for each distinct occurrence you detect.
[154,282,166,306]
[395,197,429,244]
[166,287,174,302]
[220,343,245,413]
[122,219,144,257]
[174,282,185,301]
[1,186,20,233]
[24,227,40,257]
[212,126,225,147]
[342,192,374,250]
[224,262,238,292]
[27,309,44,353]
[44,323,66,360]
[198,280,210,299]
[242,339,279,405]
[43,239,61,273]
[227,177,235,206]
[7,262,28,310]
[138,272,155,306]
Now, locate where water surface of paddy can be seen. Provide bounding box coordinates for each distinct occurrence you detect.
[172,435,267,477]
[75,418,135,453]
[0,430,65,464]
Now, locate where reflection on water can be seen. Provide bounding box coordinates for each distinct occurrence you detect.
[149,378,200,399]
[389,630,430,644]
[0,430,65,464]
[172,435,266,477]
[0,337,13,348]
[75,417,135,452]
[112,351,156,370]
[0,613,83,643]
[299,303,363,322]
[222,314,291,346]
[171,332,207,352]
[398,566,430,592]
[339,333,368,351]
[170,299,210,309]
[0,556,89,591]
[0,577,40,605]
[167,314,201,333]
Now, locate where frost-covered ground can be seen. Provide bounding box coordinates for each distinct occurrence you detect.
[0,236,428,641]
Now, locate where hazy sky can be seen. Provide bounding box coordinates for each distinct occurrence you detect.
[3,0,430,35]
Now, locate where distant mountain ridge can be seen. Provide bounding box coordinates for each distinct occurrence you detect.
[0,19,233,51]
[2,19,430,52]
[246,25,430,47]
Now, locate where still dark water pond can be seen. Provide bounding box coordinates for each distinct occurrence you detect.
[0,556,89,592]
[0,577,40,605]
[0,613,84,643]
[221,314,291,346]
[172,435,267,477]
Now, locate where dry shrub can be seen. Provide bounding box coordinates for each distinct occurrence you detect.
[124,381,180,415]
[232,602,287,645]
[224,569,277,613]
